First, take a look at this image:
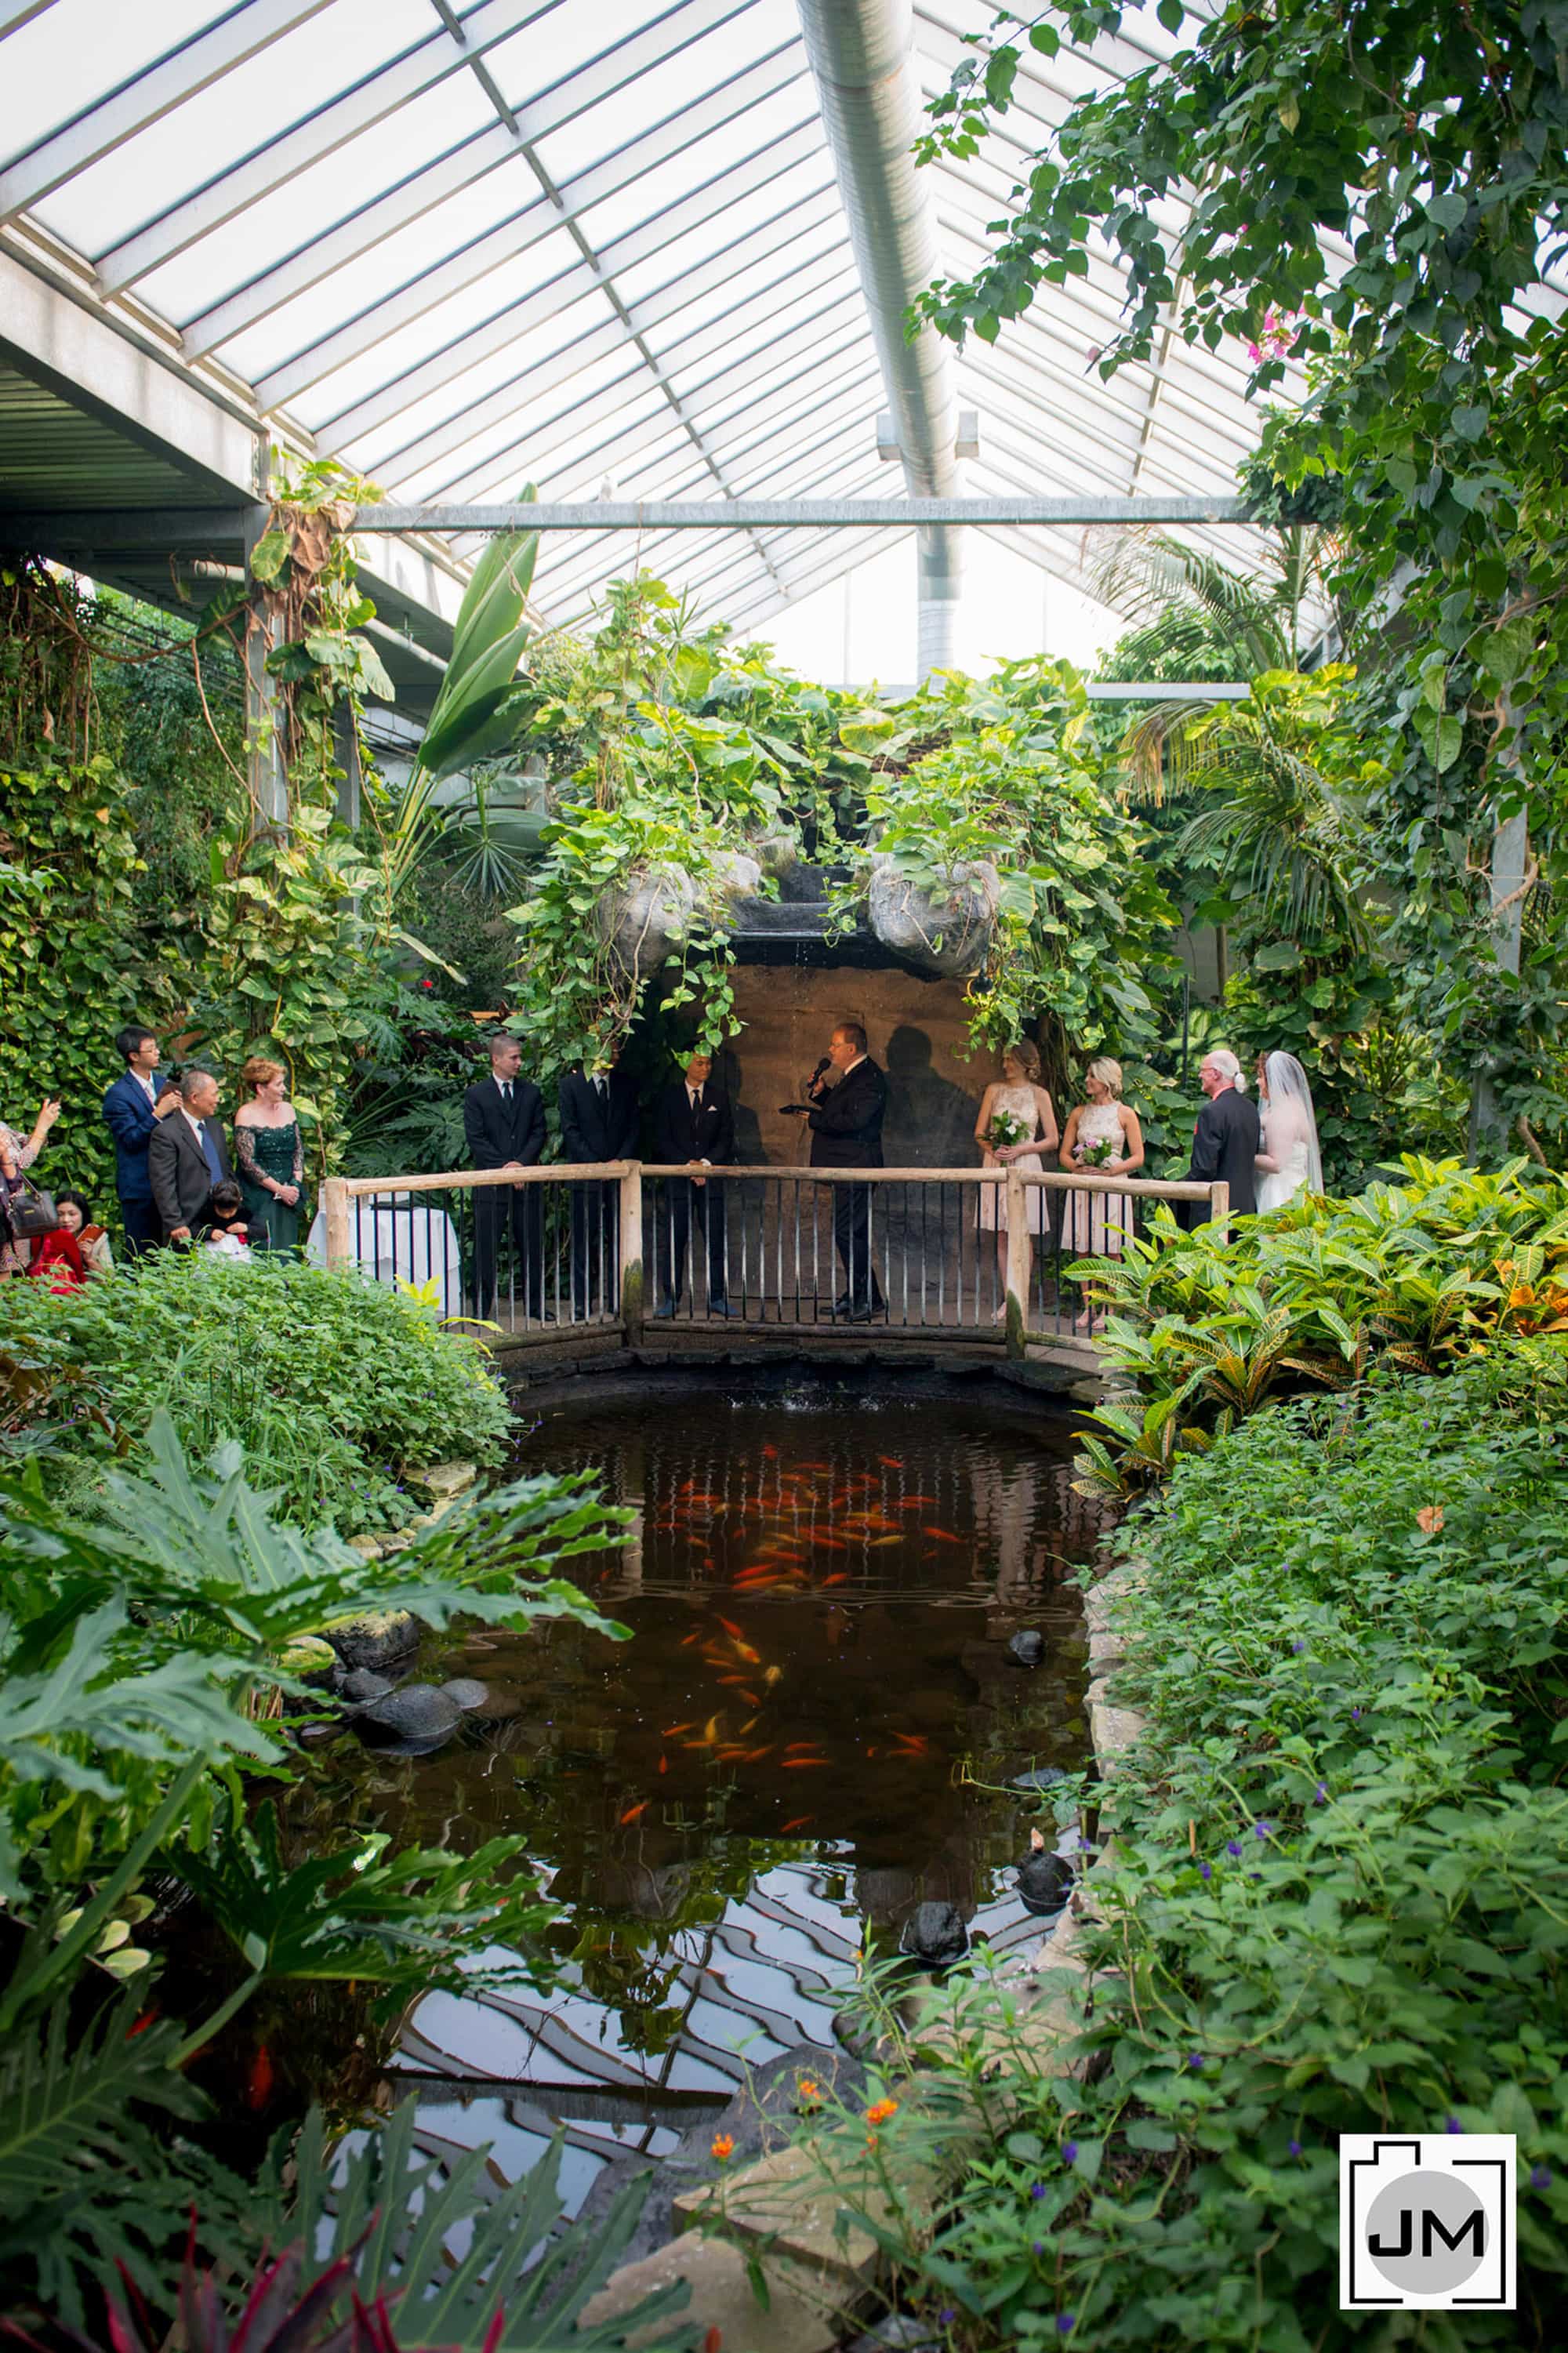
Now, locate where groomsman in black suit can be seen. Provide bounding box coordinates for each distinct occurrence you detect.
[651,1048,737,1318]
[463,1033,547,1316]
[802,1021,887,1320]
[558,1040,640,1315]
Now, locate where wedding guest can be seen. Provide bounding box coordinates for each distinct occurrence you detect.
[1254,1051,1323,1213]
[1060,1058,1145,1328]
[1181,1048,1260,1227]
[103,1026,176,1258]
[55,1192,114,1276]
[204,1177,256,1258]
[0,1098,60,1278]
[148,1068,231,1246]
[234,1056,305,1251]
[974,1041,1058,1324]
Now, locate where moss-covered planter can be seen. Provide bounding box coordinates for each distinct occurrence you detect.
[866,853,1000,978]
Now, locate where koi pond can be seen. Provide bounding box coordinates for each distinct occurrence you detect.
[283,1374,1102,2230]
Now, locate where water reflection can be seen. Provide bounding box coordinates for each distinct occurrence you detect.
[286,1393,1103,2219]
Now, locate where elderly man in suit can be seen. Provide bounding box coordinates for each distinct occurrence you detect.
[463,1032,547,1319]
[558,1040,640,1317]
[1181,1047,1261,1227]
[651,1048,737,1318]
[103,1023,180,1257]
[801,1020,887,1320]
[147,1067,231,1246]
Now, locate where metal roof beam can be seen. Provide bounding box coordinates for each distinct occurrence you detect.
[358,496,1250,531]
[90,0,568,295]
[0,1,62,33]
[0,0,338,225]
[180,3,794,357]
[249,5,791,409]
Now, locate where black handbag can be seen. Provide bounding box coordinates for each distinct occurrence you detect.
[4,1177,58,1240]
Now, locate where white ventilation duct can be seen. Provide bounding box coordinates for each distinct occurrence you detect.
[797,0,961,677]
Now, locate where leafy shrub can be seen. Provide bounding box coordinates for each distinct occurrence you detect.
[0,1255,514,1533]
[1073,1153,1568,1498]
[845,1350,1568,2347]
[0,1418,641,2329]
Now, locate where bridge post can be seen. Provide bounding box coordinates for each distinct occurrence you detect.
[619,1164,644,1343]
[321,1177,351,1270]
[1004,1171,1029,1360]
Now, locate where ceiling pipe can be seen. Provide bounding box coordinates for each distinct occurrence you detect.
[795,0,960,677]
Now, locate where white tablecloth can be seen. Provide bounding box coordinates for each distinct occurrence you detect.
[306,1194,463,1321]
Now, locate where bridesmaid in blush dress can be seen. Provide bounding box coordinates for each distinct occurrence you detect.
[1059,1058,1144,1331]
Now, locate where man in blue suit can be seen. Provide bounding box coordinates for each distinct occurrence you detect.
[102,1024,178,1257]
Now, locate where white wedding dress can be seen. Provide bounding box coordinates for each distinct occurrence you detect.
[1256,1124,1312,1215]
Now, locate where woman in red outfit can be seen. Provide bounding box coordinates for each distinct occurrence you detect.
[29,1218,86,1291]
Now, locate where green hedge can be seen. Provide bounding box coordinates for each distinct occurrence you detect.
[0,1254,514,1534]
[869,1348,1568,2348]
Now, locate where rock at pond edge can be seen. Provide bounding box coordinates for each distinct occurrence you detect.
[354,1683,463,1752]
[1006,1629,1045,1668]
[899,1901,970,1969]
[323,1610,422,1672]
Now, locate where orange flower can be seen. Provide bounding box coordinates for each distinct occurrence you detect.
[710,2133,735,2162]
[797,2076,821,2104]
[866,2097,899,2126]
[1416,1505,1445,1535]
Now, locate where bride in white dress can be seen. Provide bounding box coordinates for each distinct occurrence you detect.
[1254,1051,1323,1213]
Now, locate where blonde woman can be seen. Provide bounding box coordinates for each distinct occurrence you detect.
[975,1040,1058,1322]
[233,1056,305,1251]
[1060,1058,1144,1327]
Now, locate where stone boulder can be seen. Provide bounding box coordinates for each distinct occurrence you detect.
[1017,1845,1073,1916]
[339,1668,394,1705]
[898,1901,970,1969]
[1011,1763,1068,1793]
[439,1677,490,1712]
[323,1610,421,1672]
[866,853,1000,979]
[1006,1629,1045,1669]
[354,1683,463,1754]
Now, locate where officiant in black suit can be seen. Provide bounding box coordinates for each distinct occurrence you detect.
[651,1048,736,1318]
[1181,1046,1260,1227]
[801,1021,887,1320]
[463,1033,546,1316]
[558,1040,640,1315]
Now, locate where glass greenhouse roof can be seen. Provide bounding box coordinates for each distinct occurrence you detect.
[0,0,1312,647]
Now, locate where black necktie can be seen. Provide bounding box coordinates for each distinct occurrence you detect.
[595,1077,607,1102]
[499,1081,511,1102]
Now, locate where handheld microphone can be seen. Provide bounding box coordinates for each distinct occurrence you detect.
[779,1055,833,1116]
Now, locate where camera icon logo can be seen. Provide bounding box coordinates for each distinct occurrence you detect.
[1340,2134,1515,2310]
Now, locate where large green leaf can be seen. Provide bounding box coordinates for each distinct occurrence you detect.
[276,2101,697,2351]
[417,486,540,783]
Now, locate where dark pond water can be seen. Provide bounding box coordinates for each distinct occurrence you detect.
[284,1382,1102,2224]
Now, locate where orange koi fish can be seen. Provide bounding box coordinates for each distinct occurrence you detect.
[781,1757,829,1769]
[740,1687,762,1706]
[662,1723,695,1737]
[762,1443,779,1458]
[681,1632,702,1646]
[868,1534,902,1549]
[821,1572,848,1585]
[658,1756,669,1774]
[780,1815,815,1832]
[898,1496,938,1510]
[923,1527,966,1544]
[877,1456,906,1469]
[247,2045,274,2112]
[620,1801,648,1824]
[717,1616,745,1639]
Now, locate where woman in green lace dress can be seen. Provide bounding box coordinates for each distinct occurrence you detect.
[233,1056,306,1251]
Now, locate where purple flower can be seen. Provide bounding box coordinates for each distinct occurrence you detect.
[1291,1639,1305,1654]
[1188,2052,1204,2070]
[1446,2115,1462,2134]
[1200,1860,1212,1880]
[1062,2141,1079,2165]
[1033,2239,1046,2254]
[1057,2317,1076,2337]
[1531,2164,1552,2190]
[938,2311,956,2328]
[1289,2138,1302,2158]
[1254,1820,1273,1839]
[1352,1708,1363,1721]
[1226,1838,1243,1857]
[1031,2181,1047,2199]
[1314,1781,1328,1803]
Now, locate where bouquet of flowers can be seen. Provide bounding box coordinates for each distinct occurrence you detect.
[1075,1133,1119,1170]
[988,1108,1031,1149]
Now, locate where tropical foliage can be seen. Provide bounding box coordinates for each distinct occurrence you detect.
[1071,1154,1568,1498]
[0,1419,673,2340]
[0,1254,514,1534]
[834,1347,1568,2347]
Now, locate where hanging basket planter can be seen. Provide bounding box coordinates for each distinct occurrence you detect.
[593,864,701,977]
[866,852,1000,977]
